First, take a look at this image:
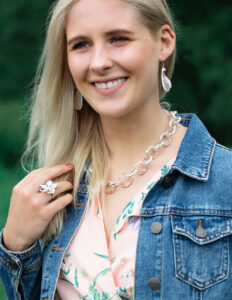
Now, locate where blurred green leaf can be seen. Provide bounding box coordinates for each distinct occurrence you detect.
[0,101,27,166]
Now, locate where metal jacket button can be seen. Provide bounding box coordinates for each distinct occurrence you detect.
[195,219,207,238]
[162,175,173,189]
[151,222,163,234]
[148,277,161,290]
[9,260,18,270]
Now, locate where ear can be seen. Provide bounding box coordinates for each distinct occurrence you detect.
[159,24,176,62]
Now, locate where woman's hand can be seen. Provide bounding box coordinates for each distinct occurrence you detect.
[2,164,74,252]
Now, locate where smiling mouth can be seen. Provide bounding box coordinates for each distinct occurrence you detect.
[92,77,128,89]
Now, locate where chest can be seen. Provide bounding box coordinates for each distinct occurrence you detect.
[101,171,159,246]
[101,163,173,246]
[101,190,135,247]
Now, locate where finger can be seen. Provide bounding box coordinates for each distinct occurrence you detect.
[46,193,74,218]
[39,181,73,201]
[19,164,73,187]
[14,168,44,189]
[53,181,73,198]
[37,164,74,183]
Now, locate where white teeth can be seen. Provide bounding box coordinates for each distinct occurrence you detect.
[95,78,126,89]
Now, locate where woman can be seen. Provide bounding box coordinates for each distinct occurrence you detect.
[1,0,232,299]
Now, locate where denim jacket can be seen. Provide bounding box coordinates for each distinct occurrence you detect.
[1,113,232,300]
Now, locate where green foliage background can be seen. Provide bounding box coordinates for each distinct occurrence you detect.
[0,0,232,298]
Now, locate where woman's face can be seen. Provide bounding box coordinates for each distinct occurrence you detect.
[66,0,168,119]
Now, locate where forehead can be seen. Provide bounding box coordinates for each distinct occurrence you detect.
[66,0,146,35]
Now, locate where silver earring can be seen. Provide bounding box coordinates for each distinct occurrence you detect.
[161,64,172,92]
[74,92,83,110]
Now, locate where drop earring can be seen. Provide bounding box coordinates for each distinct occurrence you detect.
[74,92,83,110]
[161,63,172,92]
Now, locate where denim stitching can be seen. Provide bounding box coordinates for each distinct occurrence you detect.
[160,189,170,299]
[173,215,229,288]
[173,138,215,181]
[171,217,179,286]
[179,255,226,285]
[173,216,231,243]
[75,201,84,207]
[216,143,232,153]
[141,208,232,216]
[175,229,228,288]
[0,256,13,268]
[52,247,64,251]
[195,289,202,300]
[23,260,41,273]
[9,243,40,259]
[174,225,230,243]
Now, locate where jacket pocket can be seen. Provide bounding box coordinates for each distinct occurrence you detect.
[171,215,232,290]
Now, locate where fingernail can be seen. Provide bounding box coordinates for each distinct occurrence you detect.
[65,163,73,168]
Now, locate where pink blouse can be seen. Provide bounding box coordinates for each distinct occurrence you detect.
[56,158,175,299]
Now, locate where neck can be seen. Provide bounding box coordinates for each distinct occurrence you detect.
[100,102,169,175]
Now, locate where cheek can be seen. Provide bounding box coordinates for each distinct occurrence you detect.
[67,54,87,84]
[116,43,158,77]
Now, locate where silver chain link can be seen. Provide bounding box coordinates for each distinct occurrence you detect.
[104,110,181,193]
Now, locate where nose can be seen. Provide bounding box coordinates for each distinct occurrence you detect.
[89,45,113,74]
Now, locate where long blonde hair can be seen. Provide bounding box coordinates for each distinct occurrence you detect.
[23,0,177,242]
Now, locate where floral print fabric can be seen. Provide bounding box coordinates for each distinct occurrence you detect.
[56,158,175,299]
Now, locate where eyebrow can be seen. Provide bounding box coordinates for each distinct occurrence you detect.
[67,29,134,46]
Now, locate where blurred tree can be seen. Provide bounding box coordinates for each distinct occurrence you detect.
[0,0,53,166]
[169,0,232,145]
[0,0,53,99]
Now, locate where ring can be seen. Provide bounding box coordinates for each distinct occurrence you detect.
[39,180,58,196]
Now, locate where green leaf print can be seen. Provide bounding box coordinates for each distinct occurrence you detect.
[102,291,111,300]
[89,285,101,300]
[161,165,170,175]
[83,295,92,300]
[61,263,73,276]
[93,252,109,260]
[121,200,134,219]
[147,182,155,190]
[117,286,132,299]
[60,277,74,287]
[74,267,79,288]
[62,252,75,265]
[84,286,112,300]
[93,268,112,287]
[119,286,127,293]
[113,200,135,237]
[140,191,146,201]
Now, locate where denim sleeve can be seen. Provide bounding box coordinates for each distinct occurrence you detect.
[0,229,42,300]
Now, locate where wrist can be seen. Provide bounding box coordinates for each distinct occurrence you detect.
[2,229,32,252]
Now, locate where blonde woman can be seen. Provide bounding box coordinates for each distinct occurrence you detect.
[1,0,232,299]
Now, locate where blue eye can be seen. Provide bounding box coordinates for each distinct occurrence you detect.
[111,36,129,43]
[72,41,89,50]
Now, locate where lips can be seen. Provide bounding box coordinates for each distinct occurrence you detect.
[94,78,127,89]
[91,77,129,95]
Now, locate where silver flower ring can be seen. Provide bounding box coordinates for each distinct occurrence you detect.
[39,180,58,196]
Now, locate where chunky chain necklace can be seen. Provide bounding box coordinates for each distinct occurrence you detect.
[105,110,181,194]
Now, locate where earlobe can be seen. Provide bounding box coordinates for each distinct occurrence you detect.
[159,24,176,62]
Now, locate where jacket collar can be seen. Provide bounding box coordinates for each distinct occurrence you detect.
[172,113,216,181]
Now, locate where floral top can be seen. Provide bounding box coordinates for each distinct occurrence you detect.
[56,158,175,299]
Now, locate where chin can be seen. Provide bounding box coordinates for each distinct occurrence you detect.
[92,101,131,118]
